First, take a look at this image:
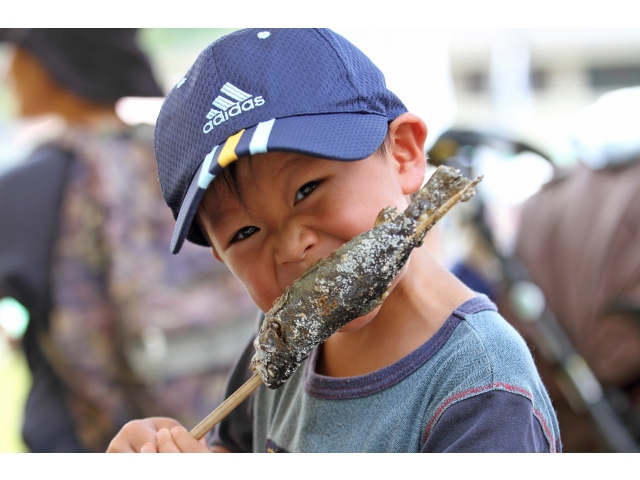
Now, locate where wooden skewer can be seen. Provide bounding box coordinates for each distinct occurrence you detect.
[189,373,263,440]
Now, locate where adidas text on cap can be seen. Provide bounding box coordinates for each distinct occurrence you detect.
[154,28,408,254]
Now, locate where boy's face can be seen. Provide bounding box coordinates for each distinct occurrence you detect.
[197,149,416,317]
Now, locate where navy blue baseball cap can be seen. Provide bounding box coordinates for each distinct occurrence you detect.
[155,28,408,254]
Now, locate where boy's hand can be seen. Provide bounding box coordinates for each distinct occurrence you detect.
[153,426,211,453]
[106,417,186,453]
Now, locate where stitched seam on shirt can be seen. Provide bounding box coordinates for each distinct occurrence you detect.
[422,383,556,453]
[422,314,556,452]
[447,311,556,451]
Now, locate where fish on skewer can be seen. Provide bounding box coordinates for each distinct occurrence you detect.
[250,165,483,388]
[190,165,482,439]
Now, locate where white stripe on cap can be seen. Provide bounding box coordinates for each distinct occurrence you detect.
[197,145,220,189]
[249,119,276,155]
[221,83,252,101]
[213,96,235,110]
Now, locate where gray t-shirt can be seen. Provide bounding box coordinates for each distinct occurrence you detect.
[211,295,561,452]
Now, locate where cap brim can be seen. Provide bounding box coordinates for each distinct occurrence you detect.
[170,112,389,254]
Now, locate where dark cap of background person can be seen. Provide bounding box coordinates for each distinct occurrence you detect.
[0,28,163,103]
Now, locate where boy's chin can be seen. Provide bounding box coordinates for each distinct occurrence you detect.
[336,307,381,334]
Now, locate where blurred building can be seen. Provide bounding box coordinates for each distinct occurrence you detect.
[448,28,640,165]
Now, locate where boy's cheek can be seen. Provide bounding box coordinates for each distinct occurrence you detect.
[232,269,281,313]
[224,250,306,312]
[236,240,350,312]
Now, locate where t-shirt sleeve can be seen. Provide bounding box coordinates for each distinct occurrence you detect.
[421,390,551,452]
[207,336,257,452]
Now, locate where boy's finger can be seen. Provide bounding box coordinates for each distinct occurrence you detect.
[171,426,210,453]
[106,438,136,453]
[107,420,158,453]
[141,442,158,453]
[156,428,181,453]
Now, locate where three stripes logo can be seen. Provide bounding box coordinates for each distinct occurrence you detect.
[203,82,265,134]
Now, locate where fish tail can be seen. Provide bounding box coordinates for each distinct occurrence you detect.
[400,166,482,246]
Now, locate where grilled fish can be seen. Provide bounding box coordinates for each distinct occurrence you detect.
[250,165,482,388]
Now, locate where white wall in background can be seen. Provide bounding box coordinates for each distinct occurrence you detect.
[334,29,457,151]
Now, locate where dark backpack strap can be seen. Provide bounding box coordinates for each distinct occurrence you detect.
[0,143,83,452]
[0,143,75,327]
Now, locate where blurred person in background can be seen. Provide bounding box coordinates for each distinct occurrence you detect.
[512,87,640,451]
[0,29,257,452]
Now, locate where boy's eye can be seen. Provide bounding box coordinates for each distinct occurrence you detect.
[295,181,320,204]
[230,226,259,244]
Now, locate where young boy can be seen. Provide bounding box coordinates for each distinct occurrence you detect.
[107,28,561,453]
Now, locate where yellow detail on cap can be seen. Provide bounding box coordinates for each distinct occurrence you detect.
[218,130,245,167]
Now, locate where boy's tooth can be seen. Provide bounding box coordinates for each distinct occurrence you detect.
[250,166,483,389]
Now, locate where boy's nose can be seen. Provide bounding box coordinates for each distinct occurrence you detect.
[274,225,317,266]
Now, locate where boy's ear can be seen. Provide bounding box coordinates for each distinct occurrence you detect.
[387,113,428,195]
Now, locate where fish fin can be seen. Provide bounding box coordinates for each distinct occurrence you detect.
[374,206,398,227]
[271,288,290,313]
